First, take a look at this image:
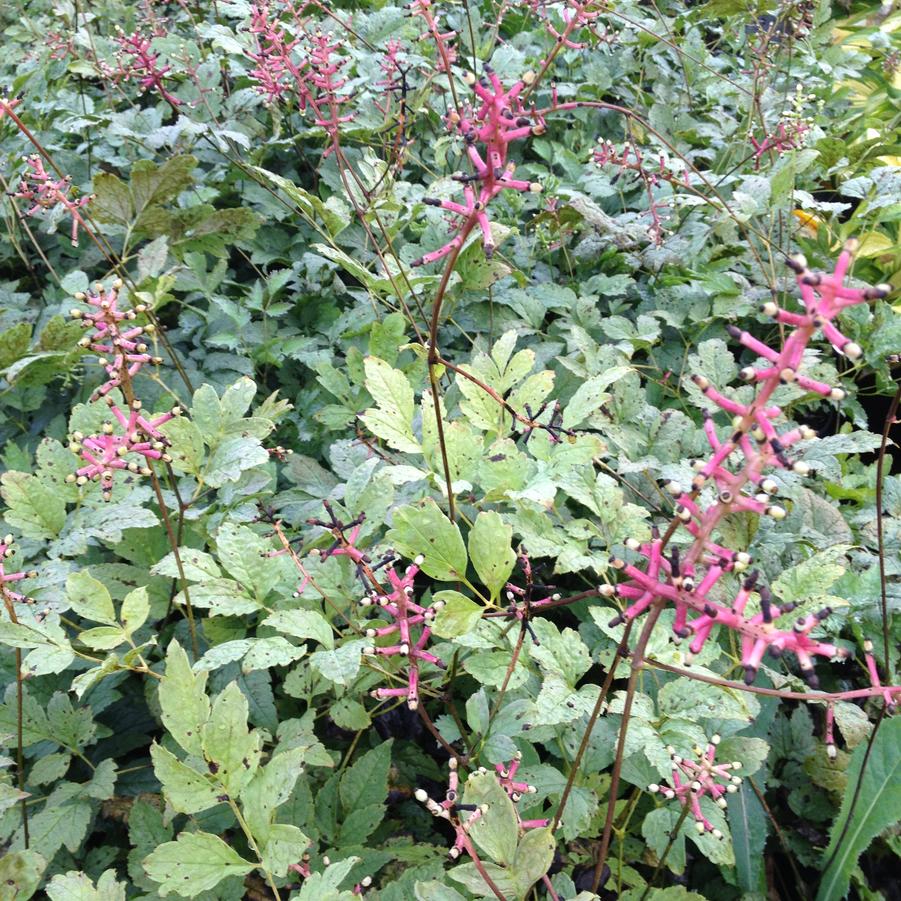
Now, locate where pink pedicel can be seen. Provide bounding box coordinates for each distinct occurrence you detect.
[12,154,92,246]
[413,65,545,265]
[606,243,891,691]
[416,757,545,860]
[0,536,37,607]
[70,280,160,400]
[648,734,742,837]
[115,29,182,108]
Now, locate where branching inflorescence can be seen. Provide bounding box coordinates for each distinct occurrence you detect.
[360,553,446,710]
[114,28,182,108]
[307,31,355,156]
[267,502,446,709]
[11,154,93,246]
[248,1,311,107]
[405,0,458,74]
[70,280,161,400]
[67,401,179,501]
[413,65,544,266]
[648,734,743,837]
[540,0,606,49]
[0,536,37,607]
[604,242,892,690]
[245,5,354,156]
[66,280,181,501]
[415,757,545,860]
[592,139,686,243]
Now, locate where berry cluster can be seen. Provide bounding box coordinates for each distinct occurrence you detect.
[0,536,37,606]
[248,1,310,107]
[67,280,180,501]
[541,0,605,49]
[114,29,182,109]
[592,139,686,243]
[413,65,544,266]
[307,31,355,157]
[66,401,180,501]
[415,757,544,860]
[245,6,355,155]
[404,0,458,73]
[266,503,445,709]
[647,735,742,837]
[360,555,446,710]
[11,154,92,247]
[604,243,890,688]
[750,86,815,168]
[70,280,161,400]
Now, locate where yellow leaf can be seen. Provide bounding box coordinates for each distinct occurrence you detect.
[856,232,894,258]
[793,209,821,236]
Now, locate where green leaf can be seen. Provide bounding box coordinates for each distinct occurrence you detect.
[66,572,116,625]
[329,697,371,730]
[263,609,334,649]
[79,626,127,650]
[340,739,393,813]
[93,155,197,231]
[462,770,519,867]
[241,637,307,672]
[0,322,32,369]
[512,827,556,898]
[29,752,70,786]
[448,861,518,899]
[562,366,632,429]
[150,743,221,814]
[468,511,516,601]
[24,795,92,858]
[728,779,768,894]
[142,831,254,897]
[259,822,310,877]
[46,869,127,901]
[160,417,206,476]
[361,356,420,453]
[621,889,709,901]
[415,882,467,901]
[240,747,306,843]
[216,523,282,600]
[201,682,262,796]
[159,641,210,757]
[1,471,66,539]
[833,702,873,749]
[309,639,366,686]
[0,850,46,901]
[772,544,849,605]
[0,614,75,677]
[431,590,484,639]
[120,586,150,635]
[292,856,360,900]
[817,717,901,901]
[387,500,467,581]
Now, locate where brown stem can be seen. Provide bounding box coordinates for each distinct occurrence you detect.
[551,621,634,833]
[645,659,901,703]
[416,702,465,764]
[747,776,807,894]
[460,832,508,901]
[592,599,665,891]
[148,467,198,658]
[427,366,456,521]
[639,803,690,900]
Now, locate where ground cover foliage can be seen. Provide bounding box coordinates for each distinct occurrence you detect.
[0,0,900,898]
